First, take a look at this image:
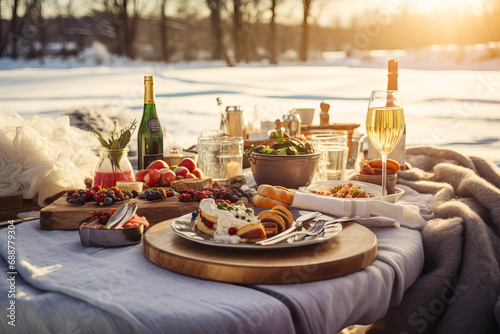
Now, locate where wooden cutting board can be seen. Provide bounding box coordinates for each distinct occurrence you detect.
[143,220,377,284]
[39,196,205,230]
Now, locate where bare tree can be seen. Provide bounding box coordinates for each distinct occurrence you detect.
[0,0,4,55]
[27,0,46,59]
[102,0,140,59]
[269,0,280,64]
[233,0,242,63]
[160,0,168,61]
[206,0,233,66]
[8,0,20,58]
[300,0,312,62]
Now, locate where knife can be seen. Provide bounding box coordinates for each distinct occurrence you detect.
[0,217,39,228]
[256,211,321,245]
[105,204,129,229]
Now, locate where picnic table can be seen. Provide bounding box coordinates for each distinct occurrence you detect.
[1,146,499,334]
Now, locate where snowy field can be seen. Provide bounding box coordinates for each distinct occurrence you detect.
[1,47,500,167]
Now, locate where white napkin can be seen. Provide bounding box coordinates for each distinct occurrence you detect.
[354,215,400,228]
[292,192,426,229]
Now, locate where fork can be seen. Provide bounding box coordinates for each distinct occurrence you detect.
[258,219,328,245]
[258,215,358,246]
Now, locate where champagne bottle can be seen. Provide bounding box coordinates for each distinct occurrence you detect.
[137,76,163,170]
[386,59,406,170]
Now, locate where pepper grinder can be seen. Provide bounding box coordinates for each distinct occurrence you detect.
[320,102,330,126]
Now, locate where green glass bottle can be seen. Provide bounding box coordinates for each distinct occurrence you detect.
[137,76,163,170]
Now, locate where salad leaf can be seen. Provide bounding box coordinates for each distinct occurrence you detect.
[245,138,315,156]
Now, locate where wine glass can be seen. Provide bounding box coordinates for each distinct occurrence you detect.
[366,90,405,201]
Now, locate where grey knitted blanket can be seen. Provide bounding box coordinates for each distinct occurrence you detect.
[368,146,500,334]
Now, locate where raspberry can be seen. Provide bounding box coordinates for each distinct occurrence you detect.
[178,193,192,202]
[228,227,237,235]
[212,182,219,187]
[72,193,80,199]
[199,192,208,199]
[85,189,94,196]
[204,220,213,228]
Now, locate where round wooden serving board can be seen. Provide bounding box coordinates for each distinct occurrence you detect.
[143,219,378,284]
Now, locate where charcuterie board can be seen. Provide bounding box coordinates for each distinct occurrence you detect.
[143,219,377,284]
[39,196,203,230]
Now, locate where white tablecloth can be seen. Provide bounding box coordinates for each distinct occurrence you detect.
[0,185,430,333]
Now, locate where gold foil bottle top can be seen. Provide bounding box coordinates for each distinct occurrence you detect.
[144,76,155,104]
[388,59,398,74]
[387,59,398,91]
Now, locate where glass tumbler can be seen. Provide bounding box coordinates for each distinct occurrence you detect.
[198,135,243,180]
[311,134,348,181]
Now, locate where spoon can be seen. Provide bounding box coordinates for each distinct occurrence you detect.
[114,202,138,229]
[105,204,128,229]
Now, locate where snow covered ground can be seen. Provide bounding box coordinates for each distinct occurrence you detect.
[1,47,500,166]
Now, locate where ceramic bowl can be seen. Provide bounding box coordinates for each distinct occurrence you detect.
[248,152,321,189]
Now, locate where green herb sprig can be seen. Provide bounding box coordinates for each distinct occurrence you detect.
[93,119,137,150]
[92,119,137,173]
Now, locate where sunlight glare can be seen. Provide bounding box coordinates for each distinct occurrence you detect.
[408,0,483,13]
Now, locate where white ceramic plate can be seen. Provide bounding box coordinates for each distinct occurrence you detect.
[299,180,405,203]
[171,209,342,249]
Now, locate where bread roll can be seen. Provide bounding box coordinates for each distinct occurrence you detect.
[252,194,290,208]
[252,184,295,209]
[366,159,400,174]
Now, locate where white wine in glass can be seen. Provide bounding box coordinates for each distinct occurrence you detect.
[366,90,405,201]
